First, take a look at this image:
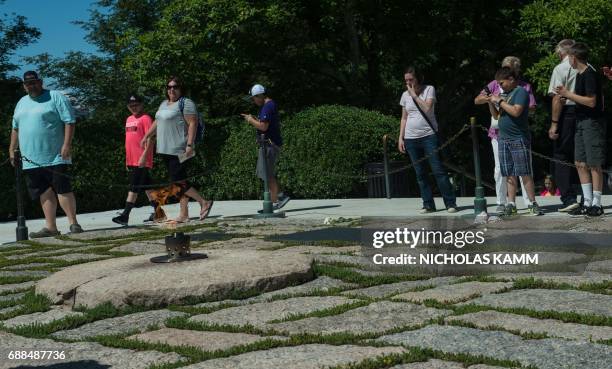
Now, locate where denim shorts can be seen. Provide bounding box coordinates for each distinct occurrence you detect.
[499,138,532,177]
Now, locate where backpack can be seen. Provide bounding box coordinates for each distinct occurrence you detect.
[178,97,205,143]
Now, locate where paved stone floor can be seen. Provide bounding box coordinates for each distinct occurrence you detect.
[0,214,610,369]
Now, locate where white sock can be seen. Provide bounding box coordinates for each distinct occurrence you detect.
[592,191,602,207]
[581,183,593,207]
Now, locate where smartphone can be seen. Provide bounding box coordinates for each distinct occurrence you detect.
[483,86,492,96]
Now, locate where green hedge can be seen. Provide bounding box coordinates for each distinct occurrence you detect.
[279,105,400,198]
[0,105,401,221]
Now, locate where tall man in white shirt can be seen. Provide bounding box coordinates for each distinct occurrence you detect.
[547,39,580,212]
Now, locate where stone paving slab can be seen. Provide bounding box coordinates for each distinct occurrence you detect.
[46,253,113,262]
[200,236,284,251]
[0,305,22,316]
[342,277,458,299]
[1,306,85,328]
[314,254,372,268]
[586,259,612,274]
[390,360,508,369]
[127,328,288,352]
[51,309,187,340]
[446,310,612,342]
[179,344,406,369]
[491,271,611,287]
[392,282,512,303]
[110,239,166,254]
[270,301,452,335]
[190,296,357,328]
[0,270,51,278]
[67,227,155,240]
[377,325,611,369]
[268,245,362,255]
[0,242,31,250]
[37,249,314,308]
[218,218,331,236]
[0,292,25,302]
[29,237,86,246]
[5,245,101,260]
[1,262,54,270]
[0,281,36,294]
[457,289,612,316]
[0,331,182,369]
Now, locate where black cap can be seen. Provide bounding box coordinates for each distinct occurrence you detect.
[127,94,143,104]
[23,71,40,82]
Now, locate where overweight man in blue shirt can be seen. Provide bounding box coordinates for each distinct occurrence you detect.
[9,71,83,238]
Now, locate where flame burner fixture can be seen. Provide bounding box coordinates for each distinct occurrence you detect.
[150,232,208,263]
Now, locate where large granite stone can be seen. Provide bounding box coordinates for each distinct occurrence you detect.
[491,271,611,287]
[377,325,611,369]
[0,331,181,369]
[446,310,612,341]
[342,277,458,299]
[189,296,356,328]
[127,328,287,352]
[390,360,507,369]
[458,289,612,316]
[36,249,314,308]
[51,309,187,340]
[1,307,84,328]
[586,259,612,274]
[30,237,85,246]
[392,282,512,303]
[179,344,406,369]
[0,292,25,302]
[270,301,451,335]
[46,253,112,262]
[110,239,165,255]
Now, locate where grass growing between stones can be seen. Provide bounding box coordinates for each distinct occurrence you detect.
[314,263,428,287]
[267,300,371,323]
[512,277,612,295]
[444,318,550,340]
[4,302,153,338]
[0,290,50,321]
[0,275,44,285]
[164,315,279,336]
[0,285,33,296]
[422,300,612,327]
[326,346,533,369]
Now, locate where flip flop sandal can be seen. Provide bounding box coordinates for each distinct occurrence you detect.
[199,200,214,221]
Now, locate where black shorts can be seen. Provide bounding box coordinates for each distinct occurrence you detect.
[24,164,72,200]
[160,154,189,183]
[127,166,152,193]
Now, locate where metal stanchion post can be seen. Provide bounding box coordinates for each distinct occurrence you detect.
[256,134,284,218]
[14,150,28,241]
[383,135,391,199]
[470,117,487,214]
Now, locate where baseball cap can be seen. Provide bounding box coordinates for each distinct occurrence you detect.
[249,84,266,97]
[127,94,143,104]
[23,71,40,82]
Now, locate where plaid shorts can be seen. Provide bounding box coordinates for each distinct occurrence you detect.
[499,137,532,177]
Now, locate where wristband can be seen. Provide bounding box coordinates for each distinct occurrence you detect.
[551,120,558,124]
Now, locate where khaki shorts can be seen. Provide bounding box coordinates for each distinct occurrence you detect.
[575,117,606,167]
[256,143,280,180]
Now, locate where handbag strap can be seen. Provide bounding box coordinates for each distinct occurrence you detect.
[412,86,438,134]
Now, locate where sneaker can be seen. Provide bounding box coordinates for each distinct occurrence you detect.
[145,208,167,223]
[29,227,60,239]
[274,194,291,210]
[446,206,458,213]
[559,202,579,212]
[69,224,84,234]
[419,207,436,214]
[586,205,604,217]
[503,204,517,217]
[496,205,506,213]
[568,205,587,217]
[527,202,544,216]
[112,214,129,226]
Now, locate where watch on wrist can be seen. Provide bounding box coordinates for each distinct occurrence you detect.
[187,144,193,148]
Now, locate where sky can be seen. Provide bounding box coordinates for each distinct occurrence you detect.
[3,0,99,80]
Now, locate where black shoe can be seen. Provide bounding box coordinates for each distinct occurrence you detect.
[586,205,604,217]
[568,205,587,217]
[274,195,291,210]
[112,214,129,226]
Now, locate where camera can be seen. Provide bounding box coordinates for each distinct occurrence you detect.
[483,85,492,96]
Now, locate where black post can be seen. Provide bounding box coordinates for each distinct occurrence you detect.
[470,117,487,214]
[14,150,28,241]
[383,135,392,199]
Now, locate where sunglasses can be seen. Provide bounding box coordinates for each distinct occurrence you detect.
[166,85,180,90]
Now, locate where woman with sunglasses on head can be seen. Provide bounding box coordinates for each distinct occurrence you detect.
[141,76,213,223]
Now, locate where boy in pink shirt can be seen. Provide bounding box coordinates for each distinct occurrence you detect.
[112,94,164,225]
